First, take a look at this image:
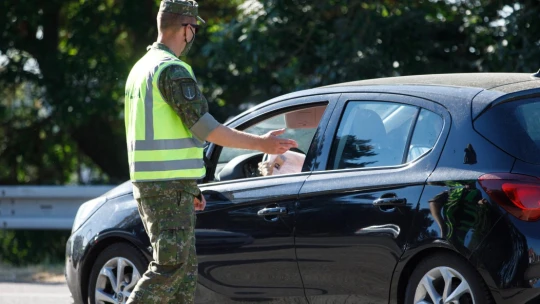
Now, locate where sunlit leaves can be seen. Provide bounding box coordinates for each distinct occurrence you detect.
[0,0,538,185]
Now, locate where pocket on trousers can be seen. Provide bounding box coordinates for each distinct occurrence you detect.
[154,219,192,266]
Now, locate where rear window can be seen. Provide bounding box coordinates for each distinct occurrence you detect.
[474,98,540,164]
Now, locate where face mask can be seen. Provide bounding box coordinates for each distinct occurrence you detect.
[180,27,195,56]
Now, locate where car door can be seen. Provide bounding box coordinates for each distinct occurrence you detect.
[295,93,449,303]
[193,94,340,304]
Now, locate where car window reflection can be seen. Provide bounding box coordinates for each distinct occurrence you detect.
[329,102,417,169]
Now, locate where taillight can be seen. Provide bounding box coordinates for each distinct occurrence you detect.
[479,173,540,222]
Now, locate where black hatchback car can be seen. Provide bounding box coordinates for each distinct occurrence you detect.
[66,72,540,304]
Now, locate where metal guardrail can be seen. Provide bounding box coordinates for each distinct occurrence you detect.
[0,186,115,230]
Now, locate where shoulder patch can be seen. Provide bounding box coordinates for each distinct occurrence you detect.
[168,64,193,80]
[180,80,198,101]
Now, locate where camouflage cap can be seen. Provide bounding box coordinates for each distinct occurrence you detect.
[159,0,205,24]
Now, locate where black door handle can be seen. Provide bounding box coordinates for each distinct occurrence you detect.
[373,196,407,207]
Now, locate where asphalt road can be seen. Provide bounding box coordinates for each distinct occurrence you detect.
[0,282,73,304]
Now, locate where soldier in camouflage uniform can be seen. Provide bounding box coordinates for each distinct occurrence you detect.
[125,1,298,303]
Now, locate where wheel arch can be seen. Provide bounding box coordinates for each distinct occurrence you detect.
[394,245,494,304]
[78,231,151,303]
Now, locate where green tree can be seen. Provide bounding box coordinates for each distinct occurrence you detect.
[201,0,538,112]
[0,0,538,185]
[0,0,237,184]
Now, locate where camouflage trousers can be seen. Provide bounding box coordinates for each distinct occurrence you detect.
[127,184,197,304]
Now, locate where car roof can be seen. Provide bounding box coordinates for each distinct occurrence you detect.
[233,72,540,124]
[326,72,538,93]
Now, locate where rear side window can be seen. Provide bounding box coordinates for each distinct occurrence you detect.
[407,109,444,162]
[474,98,540,164]
[328,101,418,169]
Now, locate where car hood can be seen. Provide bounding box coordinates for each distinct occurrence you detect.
[102,180,133,200]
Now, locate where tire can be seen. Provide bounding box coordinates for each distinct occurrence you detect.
[88,243,148,304]
[404,253,492,304]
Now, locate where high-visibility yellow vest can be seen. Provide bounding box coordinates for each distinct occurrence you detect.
[124,48,205,182]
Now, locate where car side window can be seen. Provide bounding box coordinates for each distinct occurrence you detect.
[407,109,444,162]
[212,104,328,182]
[328,101,418,170]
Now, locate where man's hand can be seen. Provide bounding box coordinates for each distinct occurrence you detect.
[194,195,206,211]
[259,129,298,154]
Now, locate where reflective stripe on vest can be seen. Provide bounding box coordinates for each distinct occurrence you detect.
[125,49,205,182]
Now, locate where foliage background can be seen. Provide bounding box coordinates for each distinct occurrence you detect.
[0,0,539,264]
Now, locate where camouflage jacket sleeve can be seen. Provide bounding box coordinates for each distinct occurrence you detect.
[158,64,220,141]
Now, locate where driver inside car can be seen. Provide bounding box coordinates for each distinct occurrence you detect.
[258,149,306,176]
[256,106,326,176]
[215,105,327,180]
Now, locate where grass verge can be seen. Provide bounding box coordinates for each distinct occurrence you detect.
[0,262,65,283]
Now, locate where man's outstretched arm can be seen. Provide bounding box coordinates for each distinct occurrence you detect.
[158,65,297,155]
[206,126,298,155]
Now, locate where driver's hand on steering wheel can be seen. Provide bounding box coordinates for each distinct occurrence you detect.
[259,129,298,154]
[258,160,273,176]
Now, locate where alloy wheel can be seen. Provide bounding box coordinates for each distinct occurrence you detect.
[94,257,142,304]
[414,266,475,304]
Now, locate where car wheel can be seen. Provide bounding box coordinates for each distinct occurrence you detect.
[405,253,492,304]
[88,242,148,304]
